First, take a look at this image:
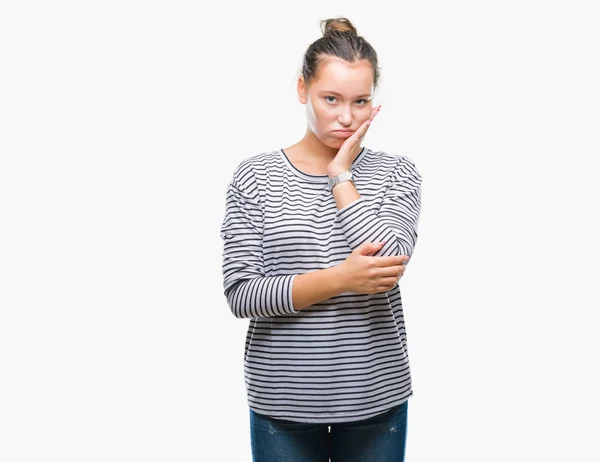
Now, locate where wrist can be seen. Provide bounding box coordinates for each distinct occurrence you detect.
[328,263,349,294]
[327,165,351,178]
[328,169,355,191]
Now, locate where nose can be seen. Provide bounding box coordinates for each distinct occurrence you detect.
[336,104,353,127]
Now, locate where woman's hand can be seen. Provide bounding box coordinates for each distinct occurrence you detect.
[338,241,409,294]
[327,105,381,176]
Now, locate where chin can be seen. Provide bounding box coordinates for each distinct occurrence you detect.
[331,139,346,149]
[318,136,343,149]
[312,130,344,149]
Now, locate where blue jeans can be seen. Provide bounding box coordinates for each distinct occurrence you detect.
[249,400,408,462]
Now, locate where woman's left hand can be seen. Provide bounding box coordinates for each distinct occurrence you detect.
[327,105,381,176]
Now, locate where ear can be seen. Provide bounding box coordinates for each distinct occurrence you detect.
[297,76,307,104]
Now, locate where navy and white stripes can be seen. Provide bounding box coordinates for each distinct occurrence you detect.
[220,146,422,423]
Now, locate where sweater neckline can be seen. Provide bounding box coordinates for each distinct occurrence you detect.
[279,146,368,183]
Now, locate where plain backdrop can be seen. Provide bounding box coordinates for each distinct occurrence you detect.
[1,1,599,461]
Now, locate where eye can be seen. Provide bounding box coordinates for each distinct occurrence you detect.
[356,99,369,105]
[325,96,337,103]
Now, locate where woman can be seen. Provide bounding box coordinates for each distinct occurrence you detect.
[220,17,422,462]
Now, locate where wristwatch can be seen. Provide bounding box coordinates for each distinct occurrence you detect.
[328,170,355,191]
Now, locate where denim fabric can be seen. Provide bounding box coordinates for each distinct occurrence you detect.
[249,400,408,462]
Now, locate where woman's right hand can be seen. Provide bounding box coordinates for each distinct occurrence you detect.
[339,242,410,294]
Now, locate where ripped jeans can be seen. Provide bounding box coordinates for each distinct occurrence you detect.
[249,400,408,462]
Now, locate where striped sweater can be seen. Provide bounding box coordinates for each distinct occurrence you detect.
[219,146,422,423]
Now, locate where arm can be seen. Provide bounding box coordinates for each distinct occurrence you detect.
[220,172,349,318]
[220,176,296,319]
[291,265,348,311]
[332,156,422,258]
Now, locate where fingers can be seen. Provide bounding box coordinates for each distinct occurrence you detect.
[378,278,398,291]
[371,254,408,286]
[357,105,381,142]
[397,266,405,281]
[357,241,385,255]
[372,255,410,267]
[370,105,381,121]
[377,263,406,279]
[377,270,404,291]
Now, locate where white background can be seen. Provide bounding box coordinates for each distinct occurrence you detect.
[1,1,599,461]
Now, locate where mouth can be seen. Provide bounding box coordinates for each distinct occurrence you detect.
[332,130,354,138]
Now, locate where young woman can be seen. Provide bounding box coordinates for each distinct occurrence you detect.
[220,17,422,462]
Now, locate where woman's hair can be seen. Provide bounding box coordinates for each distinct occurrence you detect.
[301,17,380,89]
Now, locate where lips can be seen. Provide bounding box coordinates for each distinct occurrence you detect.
[332,130,354,138]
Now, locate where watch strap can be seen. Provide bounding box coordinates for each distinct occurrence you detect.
[328,170,354,190]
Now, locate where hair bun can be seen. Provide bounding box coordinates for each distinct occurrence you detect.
[320,17,358,37]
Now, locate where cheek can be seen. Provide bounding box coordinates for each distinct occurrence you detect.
[311,103,335,130]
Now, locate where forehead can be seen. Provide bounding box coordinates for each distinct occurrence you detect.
[311,56,373,94]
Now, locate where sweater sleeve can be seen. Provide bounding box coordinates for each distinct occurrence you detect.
[336,156,422,258]
[220,170,300,319]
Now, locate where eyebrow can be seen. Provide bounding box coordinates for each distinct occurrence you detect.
[320,91,372,98]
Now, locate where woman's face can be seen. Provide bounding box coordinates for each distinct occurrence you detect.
[299,56,374,148]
